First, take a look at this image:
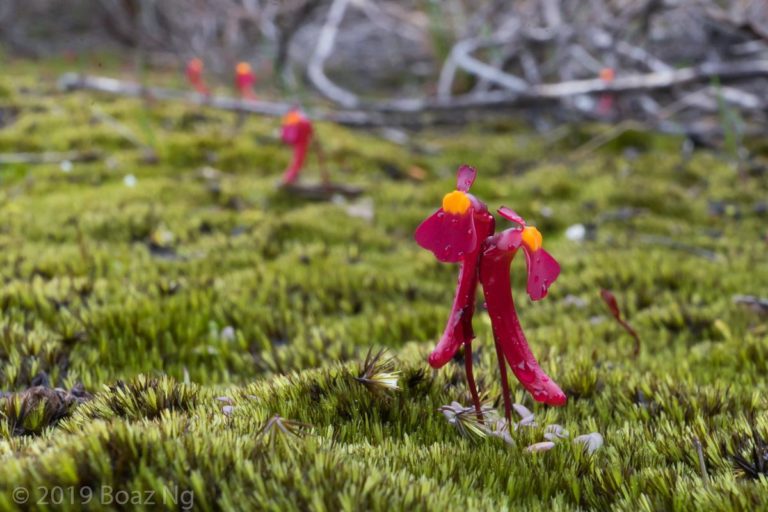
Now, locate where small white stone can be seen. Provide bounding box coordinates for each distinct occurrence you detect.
[60,160,73,173]
[512,403,534,420]
[123,174,137,188]
[544,424,570,441]
[574,432,604,454]
[526,441,555,453]
[345,197,375,222]
[565,223,586,241]
[220,326,236,342]
[574,95,595,112]
[562,295,588,308]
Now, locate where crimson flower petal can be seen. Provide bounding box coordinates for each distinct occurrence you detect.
[456,165,477,192]
[497,207,526,227]
[427,309,465,368]
[427,258,478,368]
[480,243,567,406]
[414,209,477,263]
[524,247,561,301]
[281,123,299,144]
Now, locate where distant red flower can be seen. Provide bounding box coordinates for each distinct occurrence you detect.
[598,67,615,115]
[599,67,615,83]
[235,62,256,100]
[186,58,209,95]
[280,109,313,185]
[415,166,566,420]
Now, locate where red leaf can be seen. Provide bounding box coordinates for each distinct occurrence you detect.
[600,289,641,358]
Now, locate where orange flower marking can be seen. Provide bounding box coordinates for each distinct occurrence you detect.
[236,62,252,75]
[599,67,615,82]
[521,226,543,252]
[189,58,203,72]
[442,190,471,215]
[282,111,303,126]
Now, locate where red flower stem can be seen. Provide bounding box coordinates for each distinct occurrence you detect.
[493,336,512,424]
[312,139,330,185]
[463,341,484,424]
[191,81,208,95]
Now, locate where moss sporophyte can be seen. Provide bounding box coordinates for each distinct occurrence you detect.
[415,165,566,423]
[280,109,314,186]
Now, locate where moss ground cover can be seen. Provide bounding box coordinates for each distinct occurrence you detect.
[1,57,768,511]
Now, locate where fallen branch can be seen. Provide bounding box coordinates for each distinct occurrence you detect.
[59,58,768,127]
[307,0,359,108]
[568,82,767,160]
[528,60,768,99]
[58,72,378,126]
[437,20,526,99]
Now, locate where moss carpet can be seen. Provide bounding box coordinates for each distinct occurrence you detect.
[1,58,768,511]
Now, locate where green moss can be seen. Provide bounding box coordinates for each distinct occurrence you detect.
[0,58,766,511]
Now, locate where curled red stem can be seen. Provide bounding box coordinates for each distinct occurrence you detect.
[493,336,512,424]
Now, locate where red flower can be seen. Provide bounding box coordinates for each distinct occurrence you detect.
[414,166,494,368]
[480,208,566,407]
[186,58,209,95]
[235,62,256,100]
[280,109,313,185]
[495,207,561,301]
[599,67,615,83]
[415,166,566,419]
[597,67,615,115]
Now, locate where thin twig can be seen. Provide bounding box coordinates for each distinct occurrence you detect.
[464,343,484,424]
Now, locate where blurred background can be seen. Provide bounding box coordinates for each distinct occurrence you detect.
[2,0,768,144]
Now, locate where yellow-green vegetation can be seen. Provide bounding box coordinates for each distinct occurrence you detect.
[1,58,768,511]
